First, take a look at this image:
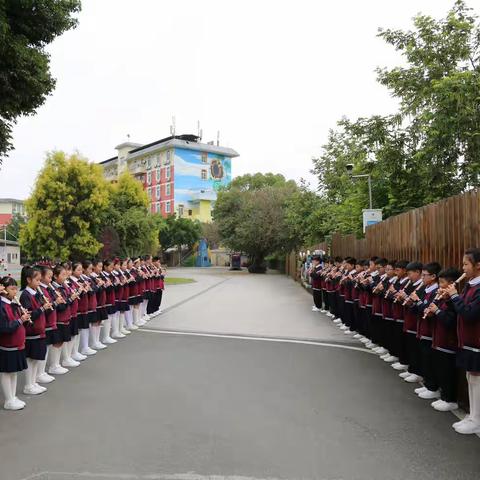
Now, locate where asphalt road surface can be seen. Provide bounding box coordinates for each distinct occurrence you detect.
[0,268,478,480]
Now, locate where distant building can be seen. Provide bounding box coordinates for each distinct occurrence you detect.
[99,134,239,222]
[0,198,26,227]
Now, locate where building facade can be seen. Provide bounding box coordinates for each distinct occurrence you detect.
[100,134,239,222]
[0,198,26,227]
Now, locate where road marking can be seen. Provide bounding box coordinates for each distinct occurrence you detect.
[149,277,230,315]
[138,328,375,354]
[22,472,339,480]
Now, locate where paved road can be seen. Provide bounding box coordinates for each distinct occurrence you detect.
[0,268,479,480]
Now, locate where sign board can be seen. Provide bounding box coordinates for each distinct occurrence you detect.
[362,209,383,233]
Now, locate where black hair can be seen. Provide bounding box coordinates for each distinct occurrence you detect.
[20,265,41,290]
[362,260,369,267]
[375,258,388,267]
[103,259,113,268]
[406,261,423,272]
[464,248,480,265]
[1,276,17,288]
[395,260,409,269]
[423,262,441,277]
[82,260,92,270]
[91,259,102,267]
[152,256,160,262]
[312,256,321,262]
[62,261,72,270]
[72,261,82,272]
[370,256,379,263]
[53,264,66,278]
[439,267,462,283]
[387,259,397,267]
[345,257,356,265]
[38,265,52,277]
[334,256,343,263]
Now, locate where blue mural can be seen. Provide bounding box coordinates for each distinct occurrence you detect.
[195,238,211,267]
[173,148,232,212]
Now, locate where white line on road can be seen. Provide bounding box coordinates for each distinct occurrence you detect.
[22,471,340,480]
[138,328,375,354]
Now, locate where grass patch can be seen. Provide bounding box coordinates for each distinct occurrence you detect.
[165,277,196,285]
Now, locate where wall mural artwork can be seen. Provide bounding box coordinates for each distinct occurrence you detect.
[174,148,232,213]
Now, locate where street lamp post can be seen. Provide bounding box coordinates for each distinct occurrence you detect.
[345,164,372,209]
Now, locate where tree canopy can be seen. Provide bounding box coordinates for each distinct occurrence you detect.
[158,215,202,253]
[213,173,300,272]
[20,151,109,260]
[0,0,81,163]
[100,171,159,258]
[312,0,480,237]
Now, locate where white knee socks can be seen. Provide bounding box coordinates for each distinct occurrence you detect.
[1,372,14,404]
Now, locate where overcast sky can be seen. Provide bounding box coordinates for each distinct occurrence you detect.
[0,0,459,199]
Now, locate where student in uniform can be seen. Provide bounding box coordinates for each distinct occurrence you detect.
[39,265,67,378]
[101,259,117,345]
[79,261,98,356]
[309,256,323,312]
[411,262,441,398]
[91,260,107,350]
[69,262,88,361]
[0,277,29,410]
[111,258,129,338]
[20,266,51,395]
[445,248,480,434]
[155,257,166,314]
[423,267,461,412]
[53,264,79,369]
[339,257,356,334]
[397,261,425,384]
[388,260,410,372]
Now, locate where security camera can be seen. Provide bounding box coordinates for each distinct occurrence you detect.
[346,164,354,173]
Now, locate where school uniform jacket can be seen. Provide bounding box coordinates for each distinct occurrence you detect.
[0,298,26,350]
[451,278,480,351]
[39,283,57,332]
[415,284,438,341]
[432,299,458,353]
[309,266,322,290]
[20,288,46,339]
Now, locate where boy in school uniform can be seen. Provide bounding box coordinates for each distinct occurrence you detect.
[309,256,323,312]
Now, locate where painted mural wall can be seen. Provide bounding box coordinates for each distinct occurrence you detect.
[173,147,232,215]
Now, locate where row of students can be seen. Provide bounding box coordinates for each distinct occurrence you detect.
[0,255,166,411]
[309,248,480,435]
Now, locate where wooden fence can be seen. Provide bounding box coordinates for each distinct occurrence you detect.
[286,189,480,278]
[331,189,480,266]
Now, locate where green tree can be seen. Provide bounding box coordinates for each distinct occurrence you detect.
[0,0,81,162]
[213,173,299,272]
[5,212,26,241]
[20,151,109,260]
[312,1,480,236]
[101,172,159,257]
[158,215,202,253]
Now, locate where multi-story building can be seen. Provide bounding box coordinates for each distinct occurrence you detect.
[100,134,239,222]
[0,198,26,227]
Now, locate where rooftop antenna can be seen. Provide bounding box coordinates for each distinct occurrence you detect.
[170,116,176,137]
[217,130,220,146]
[197,121,203,141]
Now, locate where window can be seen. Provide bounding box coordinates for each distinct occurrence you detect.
[147,172,152,185]
[166,165,171,180]
[154,154,160,167]
[201,152,208,163]
[147,157,151,169]
[166,150,171,164]
[147,187,152,199]
[201,169,207,180]
[166,201,171,214]
[166,183,171,196]
[178,204,184,217]
[156,168,161,182]
[156,185,160,200]
[155,202,160,213]
[188,209,193,216]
